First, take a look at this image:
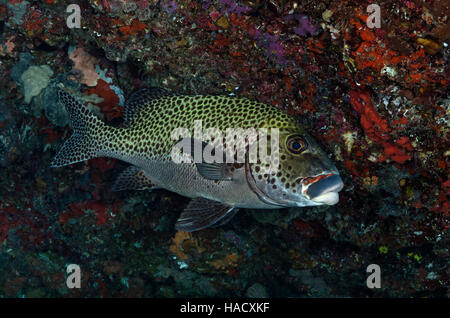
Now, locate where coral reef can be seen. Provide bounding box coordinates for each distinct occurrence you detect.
[20,65,53,104]
[0,0,447,298]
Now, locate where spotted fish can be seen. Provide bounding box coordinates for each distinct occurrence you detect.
[51,86,344,231]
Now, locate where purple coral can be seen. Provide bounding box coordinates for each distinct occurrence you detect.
[258,33,284,59]
[161,0,179,15]
[288,14,317,37]
[250,31,292,65]
[201,0,213,9]
[202,0,251,15]
[219,0,251,15]
[222,230,242,247]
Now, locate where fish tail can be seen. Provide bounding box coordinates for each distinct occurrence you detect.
[50,88,108,167]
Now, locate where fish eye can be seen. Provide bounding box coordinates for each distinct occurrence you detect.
[286,135,307,154]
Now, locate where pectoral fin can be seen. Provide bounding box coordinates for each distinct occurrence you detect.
[176,137,232,181]
[175,197,236,232]
[112,166,158,191]
[196,162,233,181]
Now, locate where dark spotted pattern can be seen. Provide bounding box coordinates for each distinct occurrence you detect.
[52,87,340,209]
[111,165,156,191]
[50,89,107,167]
[113,94,298,162]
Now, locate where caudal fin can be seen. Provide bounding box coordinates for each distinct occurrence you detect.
[50,88,106,167]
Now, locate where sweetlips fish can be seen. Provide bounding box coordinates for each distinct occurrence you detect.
[51,86,344,231]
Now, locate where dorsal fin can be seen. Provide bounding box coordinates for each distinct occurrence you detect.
[123,87,174,126]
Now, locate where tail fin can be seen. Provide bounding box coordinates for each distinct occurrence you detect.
[50,88,106,167]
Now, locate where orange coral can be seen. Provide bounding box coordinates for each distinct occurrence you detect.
[170,231,190,260]
[209,253,239,271]
[69,47,99,87]
[119,19,147,38]
[169,231,205,260]
[350,90,413,164]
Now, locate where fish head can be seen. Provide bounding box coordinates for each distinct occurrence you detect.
[246,127,344,207]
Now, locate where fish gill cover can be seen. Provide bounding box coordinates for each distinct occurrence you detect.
[0,0,448,299]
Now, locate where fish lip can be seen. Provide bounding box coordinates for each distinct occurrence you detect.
[302,174,344,204]
[310,192,340,205]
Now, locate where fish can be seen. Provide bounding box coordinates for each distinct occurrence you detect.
[51,86,344,232]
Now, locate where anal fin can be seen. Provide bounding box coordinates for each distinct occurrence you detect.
[112,166,157,191]
[175,198,236,232]
[213,208,239,228]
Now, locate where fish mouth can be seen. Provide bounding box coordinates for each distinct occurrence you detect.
[302,174,344,205]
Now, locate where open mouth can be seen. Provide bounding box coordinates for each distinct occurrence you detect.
[302,174,344,205]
